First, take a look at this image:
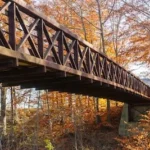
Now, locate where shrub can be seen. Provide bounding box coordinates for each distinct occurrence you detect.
[44,139,54,150]
[119,111,150,150]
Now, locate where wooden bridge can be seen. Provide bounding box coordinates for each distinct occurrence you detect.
[0,0,150,104]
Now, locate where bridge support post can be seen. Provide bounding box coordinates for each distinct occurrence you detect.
[119,103,150,136]
[119,104,129,136]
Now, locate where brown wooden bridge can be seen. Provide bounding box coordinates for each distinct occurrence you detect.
[0,0,150,104]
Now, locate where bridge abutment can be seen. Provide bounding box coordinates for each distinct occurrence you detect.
[119,103,150,136]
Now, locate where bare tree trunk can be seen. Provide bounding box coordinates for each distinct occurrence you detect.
[96,0,106,53]
[0,87,7,135]
[10,87,15,149]
[13,88,18,123]
[28,89,31,109]
[80,10,87,41]
[10,87,14,130]
[34,90,40,150]
[46,90,51,132]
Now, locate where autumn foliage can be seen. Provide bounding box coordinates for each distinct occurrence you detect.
[117,111,150,150]
[0,0,150,149]
[1,90,123,150]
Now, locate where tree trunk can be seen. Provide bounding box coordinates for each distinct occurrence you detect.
[96,0,111,123]
[0,87,7,135]
[13,88,18,123]
[10,87,14,134]
[96,0,106,53]
[107,99,111,122]
[80,9,87,41]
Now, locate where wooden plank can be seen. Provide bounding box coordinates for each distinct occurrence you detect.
[0,59,16,70]
[0,70,67,83]
[20,77,81,89]
[3,74,78,87]
[35,84,150,103]
[0,28,11,49]
[0,66,46,76]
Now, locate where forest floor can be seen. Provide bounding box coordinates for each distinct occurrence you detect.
[54,106,123,150]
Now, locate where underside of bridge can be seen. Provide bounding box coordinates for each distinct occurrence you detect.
[0,47,149,105]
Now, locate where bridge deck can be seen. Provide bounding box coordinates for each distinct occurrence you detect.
[0,46,149,104]
[0,0,150,104]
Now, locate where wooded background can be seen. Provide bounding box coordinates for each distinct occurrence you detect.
[0,0,150,149]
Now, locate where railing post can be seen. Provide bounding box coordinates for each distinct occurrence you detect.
[74,40,79,70]
[96,53,100,76]
[131,75,134,90]
[86,47,91,74]
[148,87,150,97]
[58,31,64,65]
[37,19,44,58]
[8,2,16,50]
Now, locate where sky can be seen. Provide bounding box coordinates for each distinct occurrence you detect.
[129,63,150,79]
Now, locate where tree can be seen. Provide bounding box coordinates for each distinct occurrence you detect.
[118,0,150,68]
[0,87,7,136]
[95,0,116,123]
